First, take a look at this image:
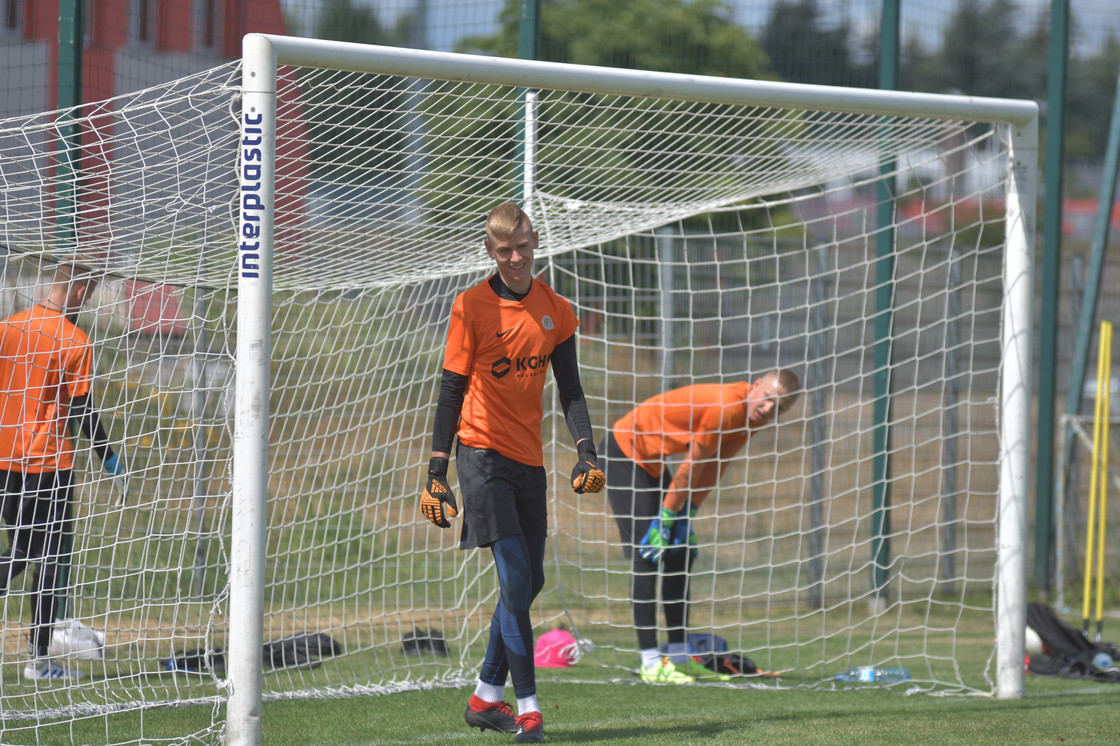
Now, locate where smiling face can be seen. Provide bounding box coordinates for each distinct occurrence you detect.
[485,219,537,295]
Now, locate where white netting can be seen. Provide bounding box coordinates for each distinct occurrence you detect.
[0,46,1026,743]
[265,66,982,290]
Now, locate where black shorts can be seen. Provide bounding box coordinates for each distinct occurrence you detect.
[600,431,671,559]
[455,444,548,550]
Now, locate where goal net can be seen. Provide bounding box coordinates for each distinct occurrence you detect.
[0,36,1035,743]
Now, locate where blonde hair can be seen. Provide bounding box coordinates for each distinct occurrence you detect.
[485,201,531,243]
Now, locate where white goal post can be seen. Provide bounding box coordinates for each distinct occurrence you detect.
[0,32,1035,746]
[235,34,1035,740]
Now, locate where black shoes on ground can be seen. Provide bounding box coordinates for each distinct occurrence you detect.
[464,695,517,733]
[514,711,544,742]
[401,628,447,656]
[464,694,544,741]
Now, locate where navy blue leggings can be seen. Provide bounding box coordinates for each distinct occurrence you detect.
[477,533,546,698]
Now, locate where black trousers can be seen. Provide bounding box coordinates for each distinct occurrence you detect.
[0,469,73,657]
[600,432,690,653]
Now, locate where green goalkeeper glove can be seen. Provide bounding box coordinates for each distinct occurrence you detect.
[670,504,699,561]
[638,507,680,563]
[420,457,458,528]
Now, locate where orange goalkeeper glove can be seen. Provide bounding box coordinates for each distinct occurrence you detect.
[570,441,605,494]
[420,457,458,528]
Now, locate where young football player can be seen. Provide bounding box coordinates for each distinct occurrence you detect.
[600,370,800,682]
[0,261,128,679]
[420,201,604,742]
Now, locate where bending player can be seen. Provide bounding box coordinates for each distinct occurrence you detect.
[0,261,128,680]
[599,369,800,683]
[419,201,604,743]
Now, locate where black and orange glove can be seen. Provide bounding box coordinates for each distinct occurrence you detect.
[420,457,458,528]
[570,441,605,494]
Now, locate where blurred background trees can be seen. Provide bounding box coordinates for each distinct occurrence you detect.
[4,0,1116,183]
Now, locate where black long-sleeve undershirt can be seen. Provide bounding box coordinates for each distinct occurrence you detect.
[69,393,116,463]
[431,369,467,455]
[551,335,593,448]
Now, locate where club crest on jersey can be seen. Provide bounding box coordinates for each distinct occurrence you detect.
[541,315,554,330]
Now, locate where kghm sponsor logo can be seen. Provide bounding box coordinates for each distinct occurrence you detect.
[491,353,550,379]
[516,354,550,374]
[240,111,265,279]
[492,357,511,379]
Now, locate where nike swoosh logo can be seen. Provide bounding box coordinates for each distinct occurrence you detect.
[496,329,512,338]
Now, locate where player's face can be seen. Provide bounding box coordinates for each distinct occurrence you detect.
[746,374,786,426]
[486,222,537,294]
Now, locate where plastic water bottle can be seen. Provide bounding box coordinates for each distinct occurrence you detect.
[835,665,911,683]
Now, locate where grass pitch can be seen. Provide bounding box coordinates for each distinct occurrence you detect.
[20,672,1118,745]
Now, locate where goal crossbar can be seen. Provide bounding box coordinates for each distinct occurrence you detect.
[248,35,1038,127]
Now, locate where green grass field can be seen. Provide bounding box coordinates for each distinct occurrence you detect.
[27,674,1120,745]
[7,594,1116,745]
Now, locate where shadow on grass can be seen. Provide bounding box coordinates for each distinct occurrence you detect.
[554,721,751,743]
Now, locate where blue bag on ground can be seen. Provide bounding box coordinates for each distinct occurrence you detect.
[660,633,758,675]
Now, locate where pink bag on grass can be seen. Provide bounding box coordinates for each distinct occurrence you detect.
[534,629,581,668]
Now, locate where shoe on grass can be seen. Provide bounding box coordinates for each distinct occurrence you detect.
[640,657,694,684]
[24,658,83,681]
[514,711,544,743]
[464,694,517,733]
[681,656,732,681]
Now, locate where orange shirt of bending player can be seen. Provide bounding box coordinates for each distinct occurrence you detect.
[442,279,578,467]
[612,382,756,478]
[0,305,93,473]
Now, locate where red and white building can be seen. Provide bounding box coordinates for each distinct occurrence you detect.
[2,2,289,336]
[1,0,286,119]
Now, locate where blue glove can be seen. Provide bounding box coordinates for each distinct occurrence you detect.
[670,505,699,561]
[103,452,124,475]
[638,507,680,563]
[103,452,129,503]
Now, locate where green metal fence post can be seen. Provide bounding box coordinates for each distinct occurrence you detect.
[870,0,900,609]
[1035,0,1070,596]
[56,0,84,253]
[54,0,85,623]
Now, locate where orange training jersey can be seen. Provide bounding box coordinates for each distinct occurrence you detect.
[0,305,93,473]
[612,382,755,477]
[442,277,579,467]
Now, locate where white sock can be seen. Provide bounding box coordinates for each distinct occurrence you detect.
[640,648,662,670]
[665,641,689,664]
[474,681,505,703]
[516,694,539,715]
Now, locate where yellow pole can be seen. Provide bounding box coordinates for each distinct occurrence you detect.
[1083,320,1109,635]
[1094,321,1111,640]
